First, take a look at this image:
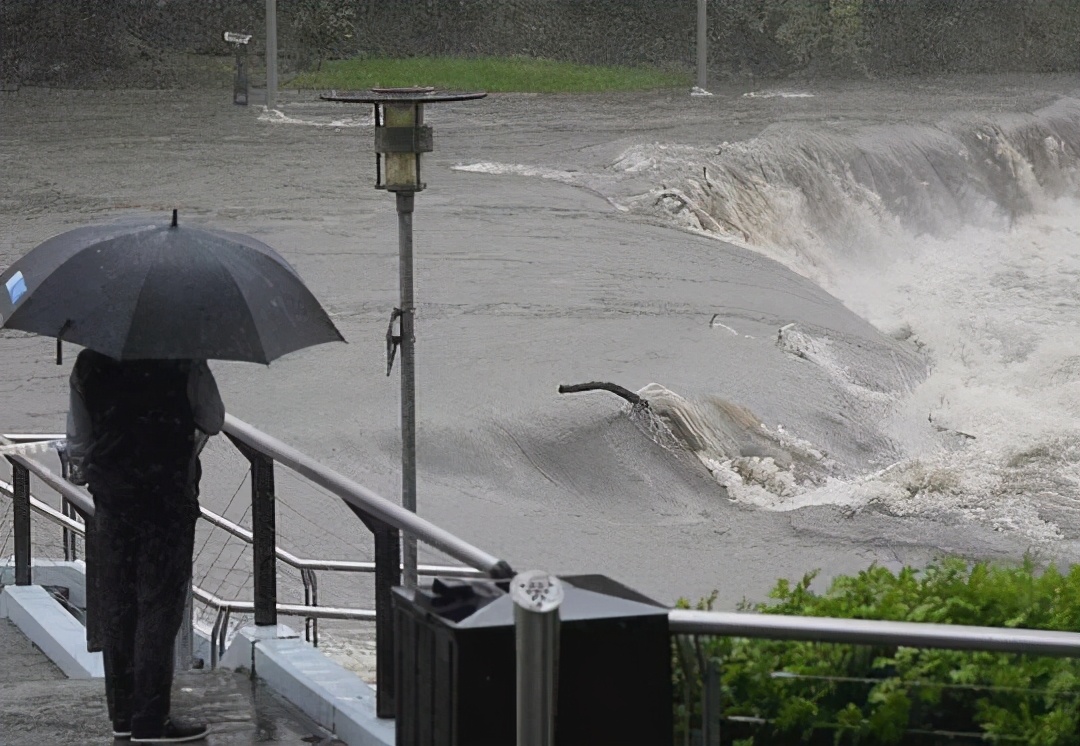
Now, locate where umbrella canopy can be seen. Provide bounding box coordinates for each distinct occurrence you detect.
[0,212,345,363]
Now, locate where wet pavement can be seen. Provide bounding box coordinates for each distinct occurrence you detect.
[0,619,344,745]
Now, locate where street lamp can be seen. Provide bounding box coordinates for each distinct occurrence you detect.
[323,87,486,589]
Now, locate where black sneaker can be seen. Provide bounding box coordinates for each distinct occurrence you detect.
[130,718,208,743]
[112,723,132,739]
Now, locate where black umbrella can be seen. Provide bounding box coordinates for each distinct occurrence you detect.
[0,211,345,363]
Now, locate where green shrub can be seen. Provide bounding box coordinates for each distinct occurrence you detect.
[675,558,1080,744]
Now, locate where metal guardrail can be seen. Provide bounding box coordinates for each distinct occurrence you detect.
[221,415,513,578]
[2,416,515,718]
[0,473,464,657]
[669,609,1080,658]
[198,505,480,646]
[669,609,1080,742]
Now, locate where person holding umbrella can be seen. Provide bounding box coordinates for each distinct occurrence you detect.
[1,211,344,742]
[67,351,222,742]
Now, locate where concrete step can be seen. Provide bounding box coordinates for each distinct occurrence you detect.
[0,618,64,683]
[0,620,344,744]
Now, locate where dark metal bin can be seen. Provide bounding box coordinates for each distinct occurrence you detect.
[392,574,672,746]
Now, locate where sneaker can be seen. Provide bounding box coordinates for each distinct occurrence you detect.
[112,724,132,739]
[130,717,208,743]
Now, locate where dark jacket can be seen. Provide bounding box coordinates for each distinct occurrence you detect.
[67,349,224,492]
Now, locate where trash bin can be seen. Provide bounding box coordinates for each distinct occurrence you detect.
[392,574,673,746]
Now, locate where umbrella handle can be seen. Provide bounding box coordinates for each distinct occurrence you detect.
[56,319,73,365]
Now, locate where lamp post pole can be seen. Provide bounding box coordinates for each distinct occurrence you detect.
[323,88,486,588]
[397,189,417,587]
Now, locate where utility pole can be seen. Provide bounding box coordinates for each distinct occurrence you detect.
[697,0,708,91]
[265,0,278,109]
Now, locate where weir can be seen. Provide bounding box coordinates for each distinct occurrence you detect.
[627,97,1080,281]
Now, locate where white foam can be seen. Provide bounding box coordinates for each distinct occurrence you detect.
[742,91,815,99]
[452,161,580,184]
[607,124,1080,542]
[257,108,373,128]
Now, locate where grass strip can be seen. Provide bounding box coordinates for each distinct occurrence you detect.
[289,55,689,93]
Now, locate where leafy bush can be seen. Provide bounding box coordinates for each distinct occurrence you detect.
[675,558,1080,744]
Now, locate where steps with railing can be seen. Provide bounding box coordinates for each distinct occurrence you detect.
[1,414,514,720]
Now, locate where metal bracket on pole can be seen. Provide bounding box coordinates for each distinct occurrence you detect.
[512,570,564,746]
[385,307,402,376]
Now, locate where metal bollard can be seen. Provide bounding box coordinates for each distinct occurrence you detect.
[511,571,564,746]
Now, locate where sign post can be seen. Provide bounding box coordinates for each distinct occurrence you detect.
[223,32,252,106]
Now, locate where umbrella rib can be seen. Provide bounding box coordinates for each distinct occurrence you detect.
[211,246,268,363]
[114,252,161,360]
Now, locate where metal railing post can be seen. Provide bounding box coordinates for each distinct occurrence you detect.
[350,508,400,719]
[8,459,32,585]
[702,657,721,746]
[250,452,278,626]
[57,446,77,561]
[512,571,564,746]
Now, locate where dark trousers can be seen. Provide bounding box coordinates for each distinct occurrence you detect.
[91,481,198,735]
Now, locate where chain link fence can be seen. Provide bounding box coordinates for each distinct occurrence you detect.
[2,1,1079,90]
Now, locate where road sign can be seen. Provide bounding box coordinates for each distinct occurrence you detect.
[224,32,252,44]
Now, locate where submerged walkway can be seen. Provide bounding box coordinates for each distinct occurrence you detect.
[0,620,344,745]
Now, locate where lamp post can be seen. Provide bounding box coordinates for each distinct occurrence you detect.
[324,88,486,588]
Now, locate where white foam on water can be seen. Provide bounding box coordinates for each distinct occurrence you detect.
[452,161,581,184]
[742,90,816,99]
[821,200,1080,541]
[257,107,374,128]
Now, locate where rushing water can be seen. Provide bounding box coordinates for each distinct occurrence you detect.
[457,89,1080,543]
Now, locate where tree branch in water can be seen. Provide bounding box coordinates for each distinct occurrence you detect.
[558,381,649,409]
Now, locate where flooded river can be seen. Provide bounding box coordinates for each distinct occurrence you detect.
[4,75,1080,671]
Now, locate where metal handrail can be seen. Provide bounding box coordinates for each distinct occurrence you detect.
[193,585,377,669]
[222,414,513,579]
[669,609,1080,658]
[0,474,381,668]
[5,453,95,516]
[199,507,482,577]
[198,500,480,647]
[3,420,516,718]
[3,428,507,578]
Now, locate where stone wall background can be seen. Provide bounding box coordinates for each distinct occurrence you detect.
[3,0,1079,89]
